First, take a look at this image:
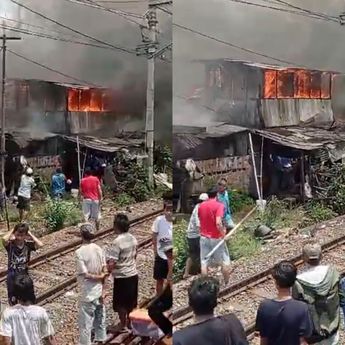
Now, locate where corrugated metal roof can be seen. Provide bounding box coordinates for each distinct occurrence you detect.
[62,135,143,152]
[194,59,341,74]
[174,123,247,136]
[252,126,345,151]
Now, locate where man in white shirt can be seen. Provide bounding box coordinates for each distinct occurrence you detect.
[17,167,36,222]
[76,223,108,345]
[0,274,56,345]
[152,193,173,295]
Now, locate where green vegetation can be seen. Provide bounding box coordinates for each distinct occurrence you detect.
[173,219,188,281]
[114,193,135,207]
[43,199,82,232]
[228,228,261,260]
[230,190,255,214]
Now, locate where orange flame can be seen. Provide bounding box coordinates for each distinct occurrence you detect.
[68,88,112,112]
[68,89,80,111]
[263,69,332,99]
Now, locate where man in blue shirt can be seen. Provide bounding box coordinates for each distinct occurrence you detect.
[51,168,66,199]
[217,178,234,231]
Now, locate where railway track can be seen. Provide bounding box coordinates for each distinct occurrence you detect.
[0,209,167,344]
[172,232,345,342]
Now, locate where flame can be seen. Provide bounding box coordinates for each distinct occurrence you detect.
[263,69,332,99]
[68,88,113,112]
[263,70,277,98]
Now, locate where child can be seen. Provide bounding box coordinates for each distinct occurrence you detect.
[2,223,43,305]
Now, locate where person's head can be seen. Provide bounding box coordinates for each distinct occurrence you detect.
[197,193,209,204]
[207,186,218,199]
[188,276,220,316]
[56,167,62,174]
[303,243,322,266]
[79,223,95,242]
[13,223,29,244]
[13,273,35,304]
[113,213,130,234]
[84,167,92,177]
[163,191,173,222]
[272,261,297,289]
[217,178,227,193]
[25,167,33,177]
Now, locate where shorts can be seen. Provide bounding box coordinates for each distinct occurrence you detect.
[153,255,168,280]
[17,196,30,211]
[7,271,36,306]
[82,199,100,222]
[113,275,138,312]
[200,236,231,267]
[187,237,200,262]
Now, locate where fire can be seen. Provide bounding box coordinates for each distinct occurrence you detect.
[67,88,113,112]
[263,69,332,99]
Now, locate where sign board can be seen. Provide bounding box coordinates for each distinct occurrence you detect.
[25,155,60,169]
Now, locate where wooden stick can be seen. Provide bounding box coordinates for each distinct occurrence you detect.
[204,206,257,261]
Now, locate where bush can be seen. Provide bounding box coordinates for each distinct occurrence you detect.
[259,197,286,228]
[115,193,135,207]
[173,220,188,281]
[44,199,81,232]
[231,191,254,213]
[154,145,172,174]
[303,201,336,226]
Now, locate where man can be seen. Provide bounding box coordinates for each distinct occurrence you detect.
[217,178,235,231]
[76,223,108,345]
[292,243,343,345]
[80,167,102,231]
[173,276,248,345]
[198,186,230,284]
[51,167,67,199]
[0,274,56,345]
[255,261,313,345]
[148,241,173,337]
[17,167,36,222]
[106,214,138,332]
[152,193,173,294]
[183,193,208,278]
[2,223,43,305]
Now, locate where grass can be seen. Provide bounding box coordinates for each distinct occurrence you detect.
[228,228,261,260]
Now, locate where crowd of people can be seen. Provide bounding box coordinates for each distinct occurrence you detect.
[0,164,174,345]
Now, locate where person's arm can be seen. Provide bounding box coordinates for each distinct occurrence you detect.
[98,183,103,201]
[152,219,158,256]
[40,313,56,345]
[298,305,313,345]
[216,204,226,236]
[255,302,267,345]
[2,229,14,248]
[43,335,56,345]
[28,231,43,249]
[164,251,173,289]
[76,252,107,282]
[0,310,12,345]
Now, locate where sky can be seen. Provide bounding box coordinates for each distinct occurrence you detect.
[173,0,345,125]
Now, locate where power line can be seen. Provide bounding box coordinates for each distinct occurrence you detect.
[7,48,99,86]
[229,0,338,23]
[10,0,137,55]
[173,22,305,67]
[156,5,172,15]
[95,0,147,3]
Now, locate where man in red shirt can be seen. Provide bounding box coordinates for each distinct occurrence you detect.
[80,167,102,231]
[198,186,231,284]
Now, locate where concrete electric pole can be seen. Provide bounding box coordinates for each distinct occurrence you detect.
[1,31,21,229]
[137,0,172,189]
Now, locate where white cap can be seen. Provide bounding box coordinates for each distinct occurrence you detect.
[199,193,209,201]
[26,168,33,175]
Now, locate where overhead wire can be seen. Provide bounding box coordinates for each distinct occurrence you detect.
[9,0,137,55]
[7,49,99,86]
[155,5,172,15]
[173,22,305,67]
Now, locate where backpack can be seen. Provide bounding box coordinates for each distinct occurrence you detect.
[292,267,340,344]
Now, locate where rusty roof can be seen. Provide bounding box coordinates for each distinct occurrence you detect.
[194,59,341,74]
[251,126,345,151]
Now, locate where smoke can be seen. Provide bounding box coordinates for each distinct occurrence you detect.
[173,0,345,122]
[2,0,171,142]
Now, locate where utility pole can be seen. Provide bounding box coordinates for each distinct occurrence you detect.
[1,31,21,230]
[137,0,172,189]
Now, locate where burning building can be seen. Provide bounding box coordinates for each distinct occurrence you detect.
[200,59,337,129]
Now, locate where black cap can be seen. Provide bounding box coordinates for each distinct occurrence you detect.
[208,185,218,195]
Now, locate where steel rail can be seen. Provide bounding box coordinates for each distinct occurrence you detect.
[173,227,345,326]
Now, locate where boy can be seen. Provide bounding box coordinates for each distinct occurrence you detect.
[152,193,173,294]
[256,261,313,345]
[2,223,43,305]
[0,274,56,345]
[106,214,138,331]
[76,223,108,345]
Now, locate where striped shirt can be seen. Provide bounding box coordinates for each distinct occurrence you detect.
[106,233,138,278]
